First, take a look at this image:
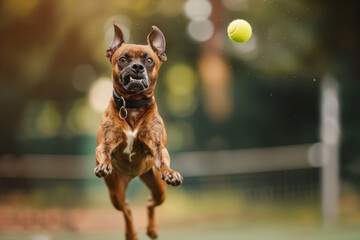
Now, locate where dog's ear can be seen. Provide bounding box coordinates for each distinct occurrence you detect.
[147,26,167,62]
[106,22,125,62]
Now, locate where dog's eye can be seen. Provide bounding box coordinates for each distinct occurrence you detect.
[118,57,126,63]
[146,57,153,65]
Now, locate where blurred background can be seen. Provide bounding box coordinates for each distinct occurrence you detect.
[0,0,359,239]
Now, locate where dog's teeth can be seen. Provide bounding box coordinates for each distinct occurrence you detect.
[128,76,146,82]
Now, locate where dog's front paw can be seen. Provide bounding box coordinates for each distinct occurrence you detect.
[146,226,158,239]
[94,160,114,178]
[161,169,183,186]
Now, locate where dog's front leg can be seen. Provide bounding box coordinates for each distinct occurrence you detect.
[94,144,114,178]
[139,118,183,186]
[94,122,122,178]
[153,146,183,186]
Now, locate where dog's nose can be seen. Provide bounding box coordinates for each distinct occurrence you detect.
[131,63,145,73]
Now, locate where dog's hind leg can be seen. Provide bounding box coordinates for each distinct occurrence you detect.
[104,171,137,240]
[140,166,167,239]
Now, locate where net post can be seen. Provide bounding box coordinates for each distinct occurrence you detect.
[320,75,340,226]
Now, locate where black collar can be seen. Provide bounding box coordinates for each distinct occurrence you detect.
[113,89,152,109]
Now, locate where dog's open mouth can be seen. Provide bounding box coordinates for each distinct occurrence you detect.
[122,75,149,92]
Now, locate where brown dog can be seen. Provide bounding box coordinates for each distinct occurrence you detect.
[94,23,183,240]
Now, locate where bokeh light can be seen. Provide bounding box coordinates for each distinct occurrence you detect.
[184,0,212,20]
[88,77,113,113]
[165,64,197,95]
[66,99,100,135]
[165,64,198,117]
[187,19,214,42]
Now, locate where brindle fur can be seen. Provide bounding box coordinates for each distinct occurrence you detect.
[95,23,182,240]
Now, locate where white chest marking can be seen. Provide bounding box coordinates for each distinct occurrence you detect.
[123,129,138,162]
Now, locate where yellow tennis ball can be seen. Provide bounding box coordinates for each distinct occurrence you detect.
[227,19,252,43]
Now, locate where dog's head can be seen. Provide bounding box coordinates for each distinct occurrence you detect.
[106,23,167,99]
